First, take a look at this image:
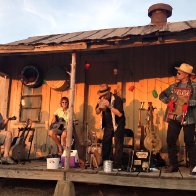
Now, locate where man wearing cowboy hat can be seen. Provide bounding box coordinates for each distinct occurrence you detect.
[159,63,196,174]
[95,84,125,170]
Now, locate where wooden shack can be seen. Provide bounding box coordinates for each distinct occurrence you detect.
[0,3,196,162]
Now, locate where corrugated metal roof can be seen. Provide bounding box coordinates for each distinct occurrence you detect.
[7,20,196,46]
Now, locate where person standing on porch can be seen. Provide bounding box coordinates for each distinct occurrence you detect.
[48,96,70,155]
[95,84,125,169]
[159,63,196,174]
[0,114,15,164]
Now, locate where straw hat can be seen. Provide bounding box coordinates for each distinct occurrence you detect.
[97,84,111,96]
[175,63,195,75]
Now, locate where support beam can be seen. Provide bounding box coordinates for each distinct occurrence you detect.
[64,53,76,170]
[54,180,75,196]
[0,43,86,54]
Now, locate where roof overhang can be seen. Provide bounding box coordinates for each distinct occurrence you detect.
[0,31,196,55]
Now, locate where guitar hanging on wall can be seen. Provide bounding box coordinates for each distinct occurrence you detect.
[144,102,162,152]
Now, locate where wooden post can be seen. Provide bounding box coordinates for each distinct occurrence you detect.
[54,180,75,196]
[64,52,76,170]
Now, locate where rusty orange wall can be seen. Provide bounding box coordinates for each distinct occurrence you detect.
[7,80,85,157]
[3,42,196,159]
[6,77,185,158]
[87,79,175,151]
[0,75,10,118]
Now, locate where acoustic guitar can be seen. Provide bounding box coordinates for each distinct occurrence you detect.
[10,119,32,161]
[144,102,162,152]
[49,115,66,131]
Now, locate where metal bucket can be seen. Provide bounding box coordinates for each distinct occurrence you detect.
[103,160,113,173]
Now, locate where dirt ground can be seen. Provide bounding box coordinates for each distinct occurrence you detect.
[0,178,196,196]
[0,178,56,196]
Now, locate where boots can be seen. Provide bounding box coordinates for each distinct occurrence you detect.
[164,165,179,173]
[190,166,196,175]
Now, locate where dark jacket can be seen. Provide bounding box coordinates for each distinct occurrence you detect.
[96,93,125,130]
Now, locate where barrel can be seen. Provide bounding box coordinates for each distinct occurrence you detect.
[45,66,70,91]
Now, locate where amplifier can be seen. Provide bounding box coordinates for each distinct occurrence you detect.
[131,150,151,172]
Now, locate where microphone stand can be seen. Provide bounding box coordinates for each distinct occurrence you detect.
[84,122,90,168]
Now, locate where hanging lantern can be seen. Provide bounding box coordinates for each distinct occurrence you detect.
[129,85,135,92]
[152,89,158,98]
[85,62,91,70]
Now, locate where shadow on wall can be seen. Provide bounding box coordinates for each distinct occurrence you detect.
[124,99,141,131]
[74,104,96,161]
[86,104,96,133]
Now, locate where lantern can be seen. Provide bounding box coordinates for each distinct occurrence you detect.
[129,85,135,92]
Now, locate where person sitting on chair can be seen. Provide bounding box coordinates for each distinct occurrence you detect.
[48,97,70,155]
[0,114,15,164]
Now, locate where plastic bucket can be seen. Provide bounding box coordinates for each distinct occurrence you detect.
[103,160,113,173]
[47,158,60,169]
[69,156,75,168]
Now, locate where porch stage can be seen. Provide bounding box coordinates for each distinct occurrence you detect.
[0,160,195,194]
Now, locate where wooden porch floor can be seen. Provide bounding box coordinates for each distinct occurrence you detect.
[0,160,195,191]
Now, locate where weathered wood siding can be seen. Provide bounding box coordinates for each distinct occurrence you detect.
[1,42,195,160]
[0,75,10,118]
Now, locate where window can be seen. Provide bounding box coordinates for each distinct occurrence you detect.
[20,85,42,122]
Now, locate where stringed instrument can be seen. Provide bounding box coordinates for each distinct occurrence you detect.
[10,119,32,161]
[166,87,192,125]
[8,116,17,121]
[144,102,162,152]
[49,115,66,131]
[0,116,16,130]
[135,102,145,150]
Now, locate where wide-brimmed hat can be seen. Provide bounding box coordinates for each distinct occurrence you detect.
[175,63,195,75]
[97,84,111,96]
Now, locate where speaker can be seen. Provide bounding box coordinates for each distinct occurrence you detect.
[131,150,151,172]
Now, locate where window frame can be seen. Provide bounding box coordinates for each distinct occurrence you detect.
[19,86,42,122]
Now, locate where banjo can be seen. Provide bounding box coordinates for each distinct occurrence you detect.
[166,87,192,124]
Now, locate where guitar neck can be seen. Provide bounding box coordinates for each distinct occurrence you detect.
[8,116,17,121]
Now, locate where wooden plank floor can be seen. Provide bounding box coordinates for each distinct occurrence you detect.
[0,160,195,190]
[66,167,196,191]
[0,160,65,180]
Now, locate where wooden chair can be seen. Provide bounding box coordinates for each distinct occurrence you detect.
[112,129,134,170]
[123,129,134,150]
